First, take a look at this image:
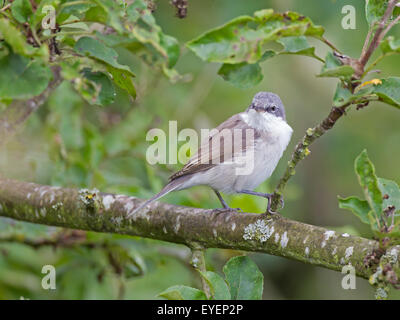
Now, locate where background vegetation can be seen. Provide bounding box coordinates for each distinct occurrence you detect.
[0,0,399,299]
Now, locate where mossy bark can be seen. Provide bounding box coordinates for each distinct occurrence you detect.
[0,178,386,280]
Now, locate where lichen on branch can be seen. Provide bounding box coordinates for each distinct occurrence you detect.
[0,177,393,283]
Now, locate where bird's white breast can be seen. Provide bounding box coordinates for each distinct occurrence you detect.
[231,110,293,192]
[178,110,293,194]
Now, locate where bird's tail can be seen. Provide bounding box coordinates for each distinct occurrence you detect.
[127,178,184,218]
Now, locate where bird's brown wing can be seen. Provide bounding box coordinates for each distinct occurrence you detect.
[169,113,257,182]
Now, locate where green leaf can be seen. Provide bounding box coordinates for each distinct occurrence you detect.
[11,0,33,23]
[355,150,383,218]
[277,36,323,62]
[365,0,387,26]
[0,53,52,99]
[107,66,136,99]
[370,77,400,108]
[338,196,372,224]
[199,271,231,300]
[380,36,400,54]
[125,1,181,75]
[217,36,324,89]
[333,83,371,107]
[30,0,60,28]
[160,33,180,68]
[58,2,96,24]
[83,70,115,106]
[74,37,134,76]
[223,256,263,300]
[317,52,354,78]
[0,19,48,60]
[89,0,125,33]
[364,0,400,27]
[89,1,182,82]
[187,9,324,64]
[217,62,263,89]
[378,178,400,212]
[159,285,207,300]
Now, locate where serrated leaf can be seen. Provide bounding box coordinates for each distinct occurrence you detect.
[378,178,400,212]
[159,285,207,300]
[370,77,400,108]
[338,196,372,224]
[74,37,134,76]
[317,52,354,78]
[11,0,33,23]
[217,62,263,89]
[199,271,231,300]
[0,53,52,99]
[187,9,324,64]
[355,150,383,218]
[223,256,263,300]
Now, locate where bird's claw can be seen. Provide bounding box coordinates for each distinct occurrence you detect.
[265,194,284,215]
[212,207,243,214]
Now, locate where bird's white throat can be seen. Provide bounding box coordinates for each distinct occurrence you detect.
[241,109,292,136]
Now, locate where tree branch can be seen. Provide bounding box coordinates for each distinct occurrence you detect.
[0,66,62,147]
[0,177,396,282]
[270,104,349,212]
[359,0,399,67]
[270,1,400,213]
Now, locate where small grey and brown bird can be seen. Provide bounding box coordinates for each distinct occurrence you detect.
[128,92,293,217]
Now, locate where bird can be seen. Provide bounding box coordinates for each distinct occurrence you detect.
[128,92,293,217]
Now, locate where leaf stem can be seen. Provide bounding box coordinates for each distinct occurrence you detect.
[321,36,342,53]
[190,246,210,299]
[364,52,395,76]
[41,30,93,40]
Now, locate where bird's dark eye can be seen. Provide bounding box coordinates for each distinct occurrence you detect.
[270,105,277,112]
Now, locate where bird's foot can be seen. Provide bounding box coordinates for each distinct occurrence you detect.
[212,207,243,214]
[264,194,284,215]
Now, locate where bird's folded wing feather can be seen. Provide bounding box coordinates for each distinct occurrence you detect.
[169,113,257,181]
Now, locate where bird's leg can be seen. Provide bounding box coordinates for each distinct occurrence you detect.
[238,190,284,214]
[213,190,243,213]
[214,190,229,209]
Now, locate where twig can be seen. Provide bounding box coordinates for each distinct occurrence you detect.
[0,3,10,12]
[0,66,62,147]
[379,14,400,41]
[271,0,400,213]
[359,0,399,67]
[361,22,377,58]
[321,36,342,53]
[364,52,395,75]
[270,103,350,212]
[190,246,211,298]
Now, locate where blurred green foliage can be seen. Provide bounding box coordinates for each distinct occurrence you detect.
[1,0,400,300]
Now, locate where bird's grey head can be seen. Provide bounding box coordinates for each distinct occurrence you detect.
[247,92,286,121]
